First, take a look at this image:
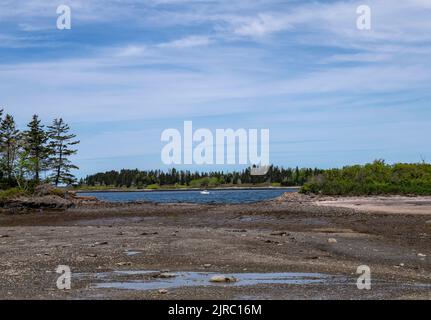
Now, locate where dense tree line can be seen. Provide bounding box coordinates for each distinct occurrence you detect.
[301,160,431,195]
[0,109,79,191]
[81,165,323,188]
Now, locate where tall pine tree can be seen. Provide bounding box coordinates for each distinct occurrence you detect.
[0,114,21,181]
[47,118,80,186]
[24,115,49,183]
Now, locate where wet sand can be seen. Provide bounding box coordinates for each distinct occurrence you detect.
[0,194,430,300]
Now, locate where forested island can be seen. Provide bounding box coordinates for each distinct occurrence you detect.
[79,166,322,190]
[80,160,431,196]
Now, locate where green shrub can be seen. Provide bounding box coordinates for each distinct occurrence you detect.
[300,160,431,196]
[0,188,27,201]
[189,177,220,188]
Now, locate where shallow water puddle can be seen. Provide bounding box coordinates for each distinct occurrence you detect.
[124,251,142,256]
[85,271,345,291]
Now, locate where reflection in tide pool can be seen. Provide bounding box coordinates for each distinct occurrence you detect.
[82,271,346,291]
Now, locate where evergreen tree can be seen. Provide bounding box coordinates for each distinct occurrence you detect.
[47,118,80,186]
[24,115,49,183]
[13,147,32,191]
[0,114,21,181]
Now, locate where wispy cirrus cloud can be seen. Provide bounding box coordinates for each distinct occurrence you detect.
[158,35,212,49]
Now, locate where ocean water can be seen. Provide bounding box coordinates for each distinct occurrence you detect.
[78,188,298,204]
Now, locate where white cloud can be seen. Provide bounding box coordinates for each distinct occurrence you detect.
[1,0,431,142]
[116,45,148,57]
[233,13,292,37]
[158,36,212,48]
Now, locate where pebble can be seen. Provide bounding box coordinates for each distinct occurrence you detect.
[203,264,212,268]
[328,238,338,244]
[264,239,280,244]
[270,231,288,236]
[116,262,132,266]
[158,273,177,279]
[158,289,168,294]
[417,253,426,257]
[92,241,108,247]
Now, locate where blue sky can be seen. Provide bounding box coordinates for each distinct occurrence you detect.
[1,0,431,177]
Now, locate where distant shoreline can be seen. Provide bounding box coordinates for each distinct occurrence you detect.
[76,186,301,193]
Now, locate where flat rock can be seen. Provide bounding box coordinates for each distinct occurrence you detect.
[210,275,238,283]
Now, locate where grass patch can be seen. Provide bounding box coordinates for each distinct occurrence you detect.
[0,188,27,201]
[146,184,160,190]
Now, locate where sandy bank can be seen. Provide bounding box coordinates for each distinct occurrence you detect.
[312,196,431,215]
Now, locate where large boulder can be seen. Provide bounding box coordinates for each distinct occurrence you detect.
[1,195,74,212]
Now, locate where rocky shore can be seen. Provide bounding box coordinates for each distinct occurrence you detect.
[0,190,430,299]
[0,185,100,213]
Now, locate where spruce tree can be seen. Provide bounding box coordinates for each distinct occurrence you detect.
[0,114,21,181]
[24,115,49,183]
[47,118,80,186]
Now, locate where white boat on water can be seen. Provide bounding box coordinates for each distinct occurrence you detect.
[200,190,210,195]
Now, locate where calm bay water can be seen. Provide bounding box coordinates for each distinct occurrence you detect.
[79,188,298,204]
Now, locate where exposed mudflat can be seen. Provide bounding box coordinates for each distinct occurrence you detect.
[0,193,430,300]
